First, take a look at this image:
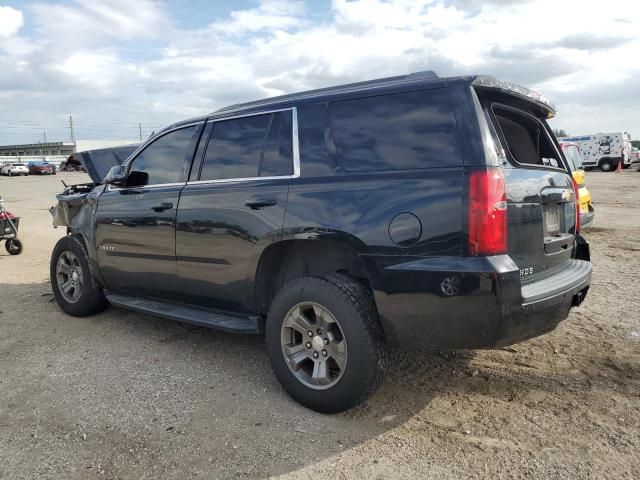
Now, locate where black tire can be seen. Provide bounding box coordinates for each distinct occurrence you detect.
[600,160,613,172]
[5,238,22,255]
[50,235,108,317]
[265,273,387,413]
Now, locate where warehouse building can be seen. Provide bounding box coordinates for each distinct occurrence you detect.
[0,139,137,167]
[0,141,76,157]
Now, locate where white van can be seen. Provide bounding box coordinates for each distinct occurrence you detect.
[559,132,632,171]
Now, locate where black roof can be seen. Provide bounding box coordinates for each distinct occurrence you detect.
[165,71,555,131]
[214,70,441,115]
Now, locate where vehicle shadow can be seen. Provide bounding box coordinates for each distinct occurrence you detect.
[0,279,551,479]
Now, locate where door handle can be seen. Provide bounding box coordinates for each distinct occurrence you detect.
[245,198,277,210]
[151,202,173,212]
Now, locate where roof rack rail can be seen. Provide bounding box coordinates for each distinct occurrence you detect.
[405,70,439,79]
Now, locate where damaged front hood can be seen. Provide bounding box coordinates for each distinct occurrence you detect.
[69,143,139,183]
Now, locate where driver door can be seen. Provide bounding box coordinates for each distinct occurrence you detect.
[95,123,203,299]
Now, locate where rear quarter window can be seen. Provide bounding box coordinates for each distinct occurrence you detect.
[328,89,460,171]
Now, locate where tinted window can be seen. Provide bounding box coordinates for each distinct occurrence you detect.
[260,110,293,176]
[329,89,460,171]
[129,126,199,185]
[298,104,339,176]
[200,114,271,180]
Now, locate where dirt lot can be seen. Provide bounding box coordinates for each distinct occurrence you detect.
[0,170,638,479]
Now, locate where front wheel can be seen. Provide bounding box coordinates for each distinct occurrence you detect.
[50,235,108,316]
[265,274,387,413]
[5,238,22,255]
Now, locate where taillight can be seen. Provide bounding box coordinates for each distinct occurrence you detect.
[572,178,580,234]
[468,168,508,255]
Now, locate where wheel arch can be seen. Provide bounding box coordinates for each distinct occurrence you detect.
[598,157,618,169]
[65,231,104,287]
[253,238,374,317]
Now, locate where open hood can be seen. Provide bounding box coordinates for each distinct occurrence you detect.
[69,143,140,183]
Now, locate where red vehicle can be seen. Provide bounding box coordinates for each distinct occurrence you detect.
[28,161,56,175]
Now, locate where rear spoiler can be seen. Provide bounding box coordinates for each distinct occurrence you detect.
[472,75,556,118]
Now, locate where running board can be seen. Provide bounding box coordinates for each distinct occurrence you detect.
[105,293,262,334]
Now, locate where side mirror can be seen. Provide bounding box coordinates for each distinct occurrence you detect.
[104,164,129,185]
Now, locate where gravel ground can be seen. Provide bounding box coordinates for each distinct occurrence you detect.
[0,171,638,479]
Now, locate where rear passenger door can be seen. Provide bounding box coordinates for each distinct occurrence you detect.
[175,109,297,313]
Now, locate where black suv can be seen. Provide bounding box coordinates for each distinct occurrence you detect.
[51,71,591,413]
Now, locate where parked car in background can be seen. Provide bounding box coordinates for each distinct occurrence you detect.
[27,161,56,175]
[0,163,29,176]
[50,71,591,413]
[631,146,640,162]
[560,142,595,228]
[559,132,632,171]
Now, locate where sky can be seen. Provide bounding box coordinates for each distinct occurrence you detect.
[0,0,639,144]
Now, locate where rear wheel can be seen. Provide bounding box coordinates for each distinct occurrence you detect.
[265,274,387,413]
[600,160,613,172]
[50,236,108,316]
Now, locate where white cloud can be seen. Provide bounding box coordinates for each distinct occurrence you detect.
[212,0,306,35]
[29,0,170,45]
[1,0,640,143]
[0,6,23,38]
[54,51,138,91]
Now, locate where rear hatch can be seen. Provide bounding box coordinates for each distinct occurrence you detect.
[472,85,577,280]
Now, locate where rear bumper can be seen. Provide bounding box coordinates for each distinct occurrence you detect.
[362,249,592,349]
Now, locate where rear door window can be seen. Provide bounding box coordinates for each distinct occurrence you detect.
[328,89,460,171]
[260,110,293,177]
[199,111,293,181]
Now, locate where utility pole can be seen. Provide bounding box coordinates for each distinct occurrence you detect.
[44,131,47,143]
[69,115,75,144]
[139,122,142,141]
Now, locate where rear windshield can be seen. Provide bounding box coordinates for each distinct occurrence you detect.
[563,145,583,171]
[328,88,460,171]
[489,105,562,169]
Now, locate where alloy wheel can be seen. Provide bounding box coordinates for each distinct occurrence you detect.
[56,251,84,303]
[280,302,348,390]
